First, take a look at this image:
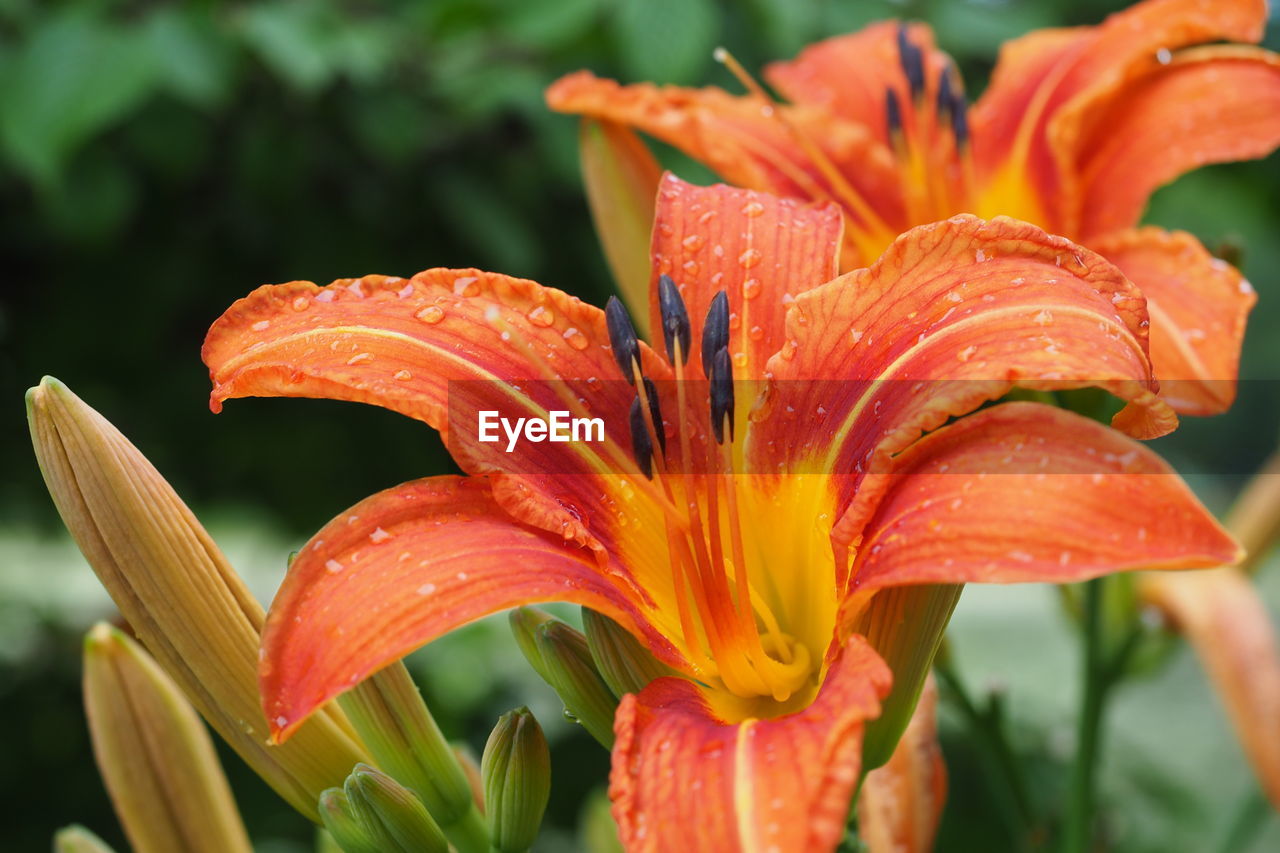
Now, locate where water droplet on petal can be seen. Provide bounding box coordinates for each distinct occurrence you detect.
[325,559,344,573]
[291,296,311,311]
[732,351,747,368]
[739,248,763,269]
[563,327,590,350]
[849,329,864,344]
[749,325,764,341]
[394,369,412,381]
[251,320,270,332]
[741,201,766,218]
[417,306,445,324]
[957,345,978,362]
[682,234,705,251]
[527,306,554,327]
[742,278,762,299]
[453,276,480,296]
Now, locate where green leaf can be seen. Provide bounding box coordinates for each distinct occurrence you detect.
[0,9,159,187]
[610,0,718,84]
[144,7,238,109]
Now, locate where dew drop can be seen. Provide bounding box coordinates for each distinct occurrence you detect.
[682,259,700,277]
[957,345,978,362]
[738,248,763,269]
[251,320,270,331]
[749,325,764,341]
[682,234,705,251]
[369,527,391,543]
[728,311,741,330]
[742,278,762,299]
[291,296,311,311]
[563,327,590,350]
[416,583,436,596]
[1034,309,1054,325]
[347,353,373,366]
[394,369,412,381]
[416,305,445,324]
[325,559,344,573]
[453,276,480,296]
[732,351,747,368]
[849,329,864,344]
[741,200,766,218]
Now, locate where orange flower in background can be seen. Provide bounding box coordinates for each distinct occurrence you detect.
[203,176,1238,852]
[547,0,1280,416]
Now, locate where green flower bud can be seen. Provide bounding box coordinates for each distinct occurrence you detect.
[344,764,449,853]
[482,708,552,853]
[582,608,677,697]
[510,608,619,748]
[318,788,378,853]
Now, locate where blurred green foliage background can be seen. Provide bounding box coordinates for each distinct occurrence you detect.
[2,1,1278,851]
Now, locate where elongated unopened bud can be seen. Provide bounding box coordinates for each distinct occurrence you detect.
[582,608,676,697]
[338,665,487,852]
[344,764,449,853]
[53,825,119,853]
[28,377,367,820]
[318,788,378,853]
[83,623,252,853]
[482,708,551,853]
[509,607,618,748]
[856,584,963,770]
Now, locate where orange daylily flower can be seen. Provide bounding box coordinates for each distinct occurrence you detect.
[547,0,1280,416]
[203,176,1239,852]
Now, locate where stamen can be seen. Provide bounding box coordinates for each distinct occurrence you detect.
[709,347,735,445]
[640,376,666,455]
[935,66,955,126]
[658,275,691,366]
[884,88,904,147]
[605,296,640,384]
[896,24,926,102]
[701,291,730,379]
[628,396,654,479]
[951,92,970,150]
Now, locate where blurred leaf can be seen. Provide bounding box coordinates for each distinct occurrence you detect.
[434,172,542,275]
[609,0,718,84]
[238,2,398,94]
[0,9,159,187]
[500,0,603,49]
[743,0,820,57]
[144,7,238,109]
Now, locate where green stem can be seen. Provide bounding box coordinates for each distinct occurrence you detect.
[443,805,490,853]
[935,659,1035,851]
[1061,579,1107,853]
[1217,788,1269,853]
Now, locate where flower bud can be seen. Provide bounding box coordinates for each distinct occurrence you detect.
[27,377,368,820]
[481,708,551,853]
[344,764,449,853]
[338,665,486,850]
[509,607,618,748]
[318,788,379,853]
[82,623,252,853]
[581,608,676,697]
[53,826,118,853]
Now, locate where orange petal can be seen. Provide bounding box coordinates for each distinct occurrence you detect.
[842,402,1240,592]
[972,0,1268,229]
[203,269,666,558]
[580,119,662,332]
[546,70,905,254]
[1092,227,1256,415]
[764,21,951,147]
[649,173,842,380]
[610,637,891,853]
[857,675,946,853]
[1066,47,1280,237]
[260,476,655,741]
[1140,568,1280,806]
[748,215,1175,517]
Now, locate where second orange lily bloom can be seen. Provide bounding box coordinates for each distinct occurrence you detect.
[547,0,1280,417]
[204,173,1237,851]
